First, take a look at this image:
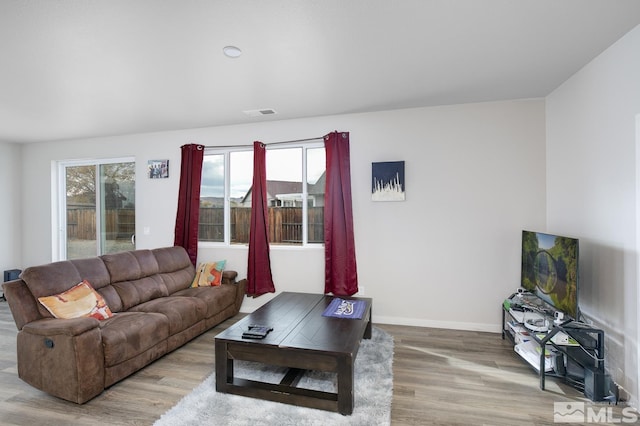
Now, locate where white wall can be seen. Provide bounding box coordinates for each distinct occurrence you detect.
[19,99,546,332]
[0,142,22,277]
[546,24,640,408]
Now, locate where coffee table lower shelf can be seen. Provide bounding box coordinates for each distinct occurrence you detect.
[215,341,355,414]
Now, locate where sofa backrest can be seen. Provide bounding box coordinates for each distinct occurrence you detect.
[21,258,110,318]
[101,250,166,311]
[151,246,197,294]
[14,246,195,321]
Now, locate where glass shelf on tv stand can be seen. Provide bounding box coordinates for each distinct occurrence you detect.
[501,300,605,397]
[506,291,556,317]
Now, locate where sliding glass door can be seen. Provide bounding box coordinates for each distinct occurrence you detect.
[60,158,135,259]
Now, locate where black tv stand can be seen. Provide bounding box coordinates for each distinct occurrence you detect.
[502,292,606,401]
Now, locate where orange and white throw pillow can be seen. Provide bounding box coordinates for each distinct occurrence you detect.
[38,280,114,320]
[191,260,226,287]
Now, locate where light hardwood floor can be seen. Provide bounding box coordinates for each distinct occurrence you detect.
[0,300,634,425]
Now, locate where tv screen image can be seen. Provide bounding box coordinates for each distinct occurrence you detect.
[521,230,579,319]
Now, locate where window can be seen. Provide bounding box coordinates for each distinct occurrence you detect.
[199,142,325,246]
[199,150,253,243]
[58,158,135,259]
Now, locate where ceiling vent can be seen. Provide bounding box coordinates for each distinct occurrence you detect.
[243,109,278,117]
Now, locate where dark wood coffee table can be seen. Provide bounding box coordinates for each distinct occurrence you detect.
[214,292,372,415]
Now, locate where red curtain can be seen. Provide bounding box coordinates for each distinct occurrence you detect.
[174,143,204,266]
[324,131,358,296]
[247,141,275,297]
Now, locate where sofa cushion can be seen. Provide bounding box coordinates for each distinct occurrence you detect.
[38,280,114,320]
[70,257,123,312]
[172,285,238,319]
[69,257,112,289]
[112,276,169,311]
[102,250,160,283]
[152,246,193,274]
[94,285,124,313]
[129,296,207,335]
[152,246,195,294]
[159,267,197,295]
[99,312,169,367]
[22,260,85,318]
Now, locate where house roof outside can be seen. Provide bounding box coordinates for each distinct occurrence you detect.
[240,177,326,205]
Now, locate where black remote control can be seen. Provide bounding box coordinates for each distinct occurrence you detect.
[242,324,273,339]
[248,325,273,333]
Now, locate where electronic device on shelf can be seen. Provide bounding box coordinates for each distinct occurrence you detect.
[524,317,549,332]
[521,230,579,320]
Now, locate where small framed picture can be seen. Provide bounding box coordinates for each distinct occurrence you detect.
[372,161,405,201]
[148,160,169,179]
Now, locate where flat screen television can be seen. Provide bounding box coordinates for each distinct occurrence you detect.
[521,230,579,319]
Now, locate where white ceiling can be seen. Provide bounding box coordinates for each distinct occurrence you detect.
[1,0,639,144]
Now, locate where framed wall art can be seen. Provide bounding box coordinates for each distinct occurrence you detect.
[372,161,405,201]
[148,160,169,179]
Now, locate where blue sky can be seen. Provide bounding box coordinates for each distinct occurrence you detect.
[537,233,557,250]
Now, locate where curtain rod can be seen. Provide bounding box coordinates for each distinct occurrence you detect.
[204,135,325,150]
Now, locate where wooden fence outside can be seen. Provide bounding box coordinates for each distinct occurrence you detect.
[67,206,323,244]
[199,206,324,244]
[67,207,135,240]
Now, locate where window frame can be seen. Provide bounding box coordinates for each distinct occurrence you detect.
[55,156,136,261]
[199,141,325,248]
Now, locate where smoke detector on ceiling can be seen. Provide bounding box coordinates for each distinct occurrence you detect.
[243,109,278,117]
[222,46,242,58]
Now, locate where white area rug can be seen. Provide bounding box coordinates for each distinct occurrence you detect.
[154,327,394,426]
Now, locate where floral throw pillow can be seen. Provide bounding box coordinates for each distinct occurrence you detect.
[38,280,114,320]
[191,260,226,287]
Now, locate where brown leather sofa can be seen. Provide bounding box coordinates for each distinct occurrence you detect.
[2,246,246,403]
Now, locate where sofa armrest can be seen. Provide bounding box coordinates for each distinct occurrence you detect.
[3,279,43,330]
[226,278,247,313]
[22,317,100,336]
[222,270,238,285]
[17,317,104,404]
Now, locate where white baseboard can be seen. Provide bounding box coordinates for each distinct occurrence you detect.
[240,305,502,333]
[372,315,502,333]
